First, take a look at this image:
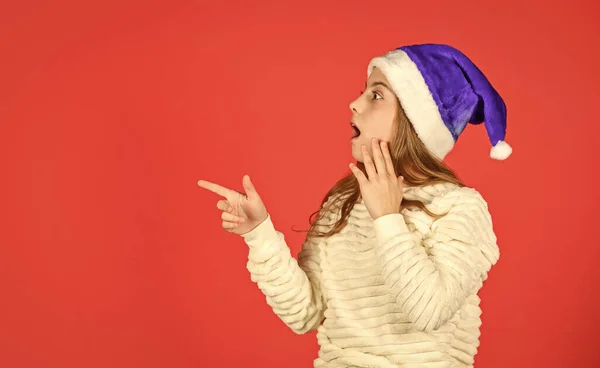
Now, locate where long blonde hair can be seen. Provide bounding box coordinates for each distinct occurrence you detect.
[300,98,465,238]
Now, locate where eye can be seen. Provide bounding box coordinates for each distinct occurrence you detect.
[372,91,383,100]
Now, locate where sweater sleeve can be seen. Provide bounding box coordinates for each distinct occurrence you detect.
[372,187,500,332]
[241,214,326,334]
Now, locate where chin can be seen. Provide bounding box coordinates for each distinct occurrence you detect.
[351,141,363,162]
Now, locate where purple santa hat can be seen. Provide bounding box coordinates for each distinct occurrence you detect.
[367,44,512,160]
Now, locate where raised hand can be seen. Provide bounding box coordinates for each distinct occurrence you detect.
[349,138,404,220]
[198,175,268,235]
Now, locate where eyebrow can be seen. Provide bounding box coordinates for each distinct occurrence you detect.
[365,81,393,93]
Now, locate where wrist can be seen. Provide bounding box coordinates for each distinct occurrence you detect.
[248,214,268,231]
[372,212,409,245]
[373,209,401,220]
[241,214,279,247]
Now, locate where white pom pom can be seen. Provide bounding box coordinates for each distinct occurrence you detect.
[490,141,512,160]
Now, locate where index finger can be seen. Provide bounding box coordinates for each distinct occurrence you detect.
[198,180,233,198]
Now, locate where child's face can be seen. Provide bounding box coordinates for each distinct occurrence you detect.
[349,67,398,163]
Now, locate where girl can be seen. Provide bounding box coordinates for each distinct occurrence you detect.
[198,43,511,368]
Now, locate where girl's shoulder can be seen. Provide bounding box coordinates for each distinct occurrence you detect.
[408,182,490,212]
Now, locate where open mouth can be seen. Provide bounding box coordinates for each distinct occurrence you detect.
[350,122,361,139]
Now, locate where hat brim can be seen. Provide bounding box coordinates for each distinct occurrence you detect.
[368,50,454,160]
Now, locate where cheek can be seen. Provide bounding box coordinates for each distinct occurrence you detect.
[371,118,395,142]
[360,105,397,142]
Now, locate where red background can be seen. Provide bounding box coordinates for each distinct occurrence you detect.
[2,0,599,367]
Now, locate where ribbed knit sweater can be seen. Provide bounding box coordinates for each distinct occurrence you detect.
[242,182,500,368]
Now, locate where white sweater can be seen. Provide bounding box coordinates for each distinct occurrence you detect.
[242,182,500,368]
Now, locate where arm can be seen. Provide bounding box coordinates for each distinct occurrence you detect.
[372,187,500,332]
[242,214,326,334]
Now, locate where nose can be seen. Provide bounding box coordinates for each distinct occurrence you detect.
[349,97,359,113]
